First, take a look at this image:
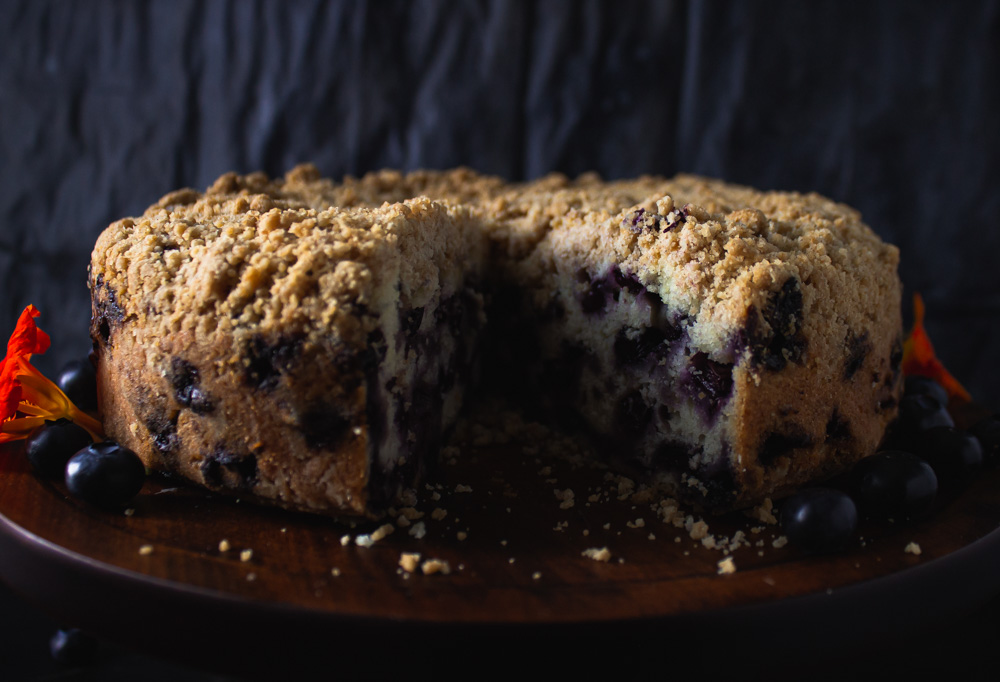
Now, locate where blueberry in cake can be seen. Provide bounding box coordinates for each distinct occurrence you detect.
[89,165,902,516]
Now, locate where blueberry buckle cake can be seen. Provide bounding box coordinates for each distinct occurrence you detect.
[89,165,902,516]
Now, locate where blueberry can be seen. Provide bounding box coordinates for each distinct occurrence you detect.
[57,359,99,413]
[915,426,983,483]
[898,393,954,430]
[24,420,93,479]
[853,451,938,518]
[779,488,858,553]
[890,394,955,451]
[614,327,667,365]
[50,628,97,666]
[904,375,948,408]
[970,415,1000,466]
[65,441,145,508]
[581,278,612,314]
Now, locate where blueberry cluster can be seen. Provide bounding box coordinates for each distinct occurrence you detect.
[780,376,998,553]
[25,359,145,509]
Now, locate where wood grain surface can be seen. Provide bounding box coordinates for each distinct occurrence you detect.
[1,402,998,678]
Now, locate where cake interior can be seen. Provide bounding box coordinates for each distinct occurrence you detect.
[364,285,486,507]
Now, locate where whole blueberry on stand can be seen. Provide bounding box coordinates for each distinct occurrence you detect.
[853,450,938,519]
[890,394,955,451]
[915,426,983,484]
[24,419,93,479]
[57,358,99,414]
[65,441,146,509]
[49,628,97,666]
[903,375,949,409]
[780,488,858,553]
[969,415,1000,466]
[899,393,954,430]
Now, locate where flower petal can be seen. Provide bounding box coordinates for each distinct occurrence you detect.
[16,361,73,416]
[1,305,52,422]
[0,416,46,443]
[901,293,971,404]
[6,305,50,359]
[0,357,22,422]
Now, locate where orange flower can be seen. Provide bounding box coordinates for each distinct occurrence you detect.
[901,293,971,404]
[0,305,104,443]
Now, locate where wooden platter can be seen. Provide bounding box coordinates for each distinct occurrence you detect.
[2,403,999,678]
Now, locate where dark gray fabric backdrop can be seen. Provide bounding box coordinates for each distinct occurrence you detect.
[2,0,999,406]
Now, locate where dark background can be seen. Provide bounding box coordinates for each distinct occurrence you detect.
[2,0,999,679]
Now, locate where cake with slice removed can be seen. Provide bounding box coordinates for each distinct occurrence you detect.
[89,165,902,516]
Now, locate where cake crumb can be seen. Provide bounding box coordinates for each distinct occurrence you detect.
[717,556,737,574]
[372,523,394,541]
[138,545,154,556]
[431,508,448,521]
[246,572,257,582]
[457,531,468,541]
[123,508,135,517]
[455,484,473,493]
[746,498,778,525]
[398,507,424,521]
[554,488,575,509]
[408,521,427,539]
[626,518,645,529]
[218,539,231,552]
[772,536,789,549]
[532,571,542,580]
[905,541,922,555]
[582,547,612,562]
[421,558,451,575]
[399,552,422,573]
[240,549,253,562]
[331,568,341,577]
[616,477,635,500]
[688,519,709,541]
[340,534,351,547]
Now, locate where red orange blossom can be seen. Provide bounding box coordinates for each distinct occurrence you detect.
[0,305,103,443]
[900,293,971,404]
